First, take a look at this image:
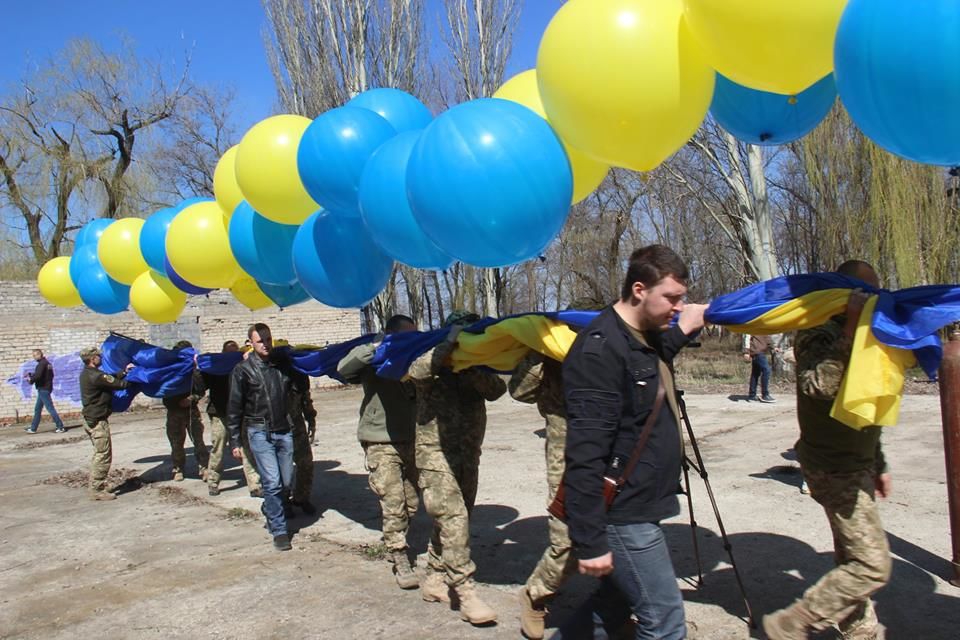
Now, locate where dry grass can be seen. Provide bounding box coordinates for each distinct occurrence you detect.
[41,467,144,491]
[15,434,87,450]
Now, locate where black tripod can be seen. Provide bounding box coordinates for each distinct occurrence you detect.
[676,389,756,629]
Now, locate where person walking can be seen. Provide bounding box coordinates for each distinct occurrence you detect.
[25,349,65,433]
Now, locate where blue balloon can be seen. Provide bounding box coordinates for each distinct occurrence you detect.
[140,197,214,274]
[292,210,394,308]
[259,281,310,308]
[69,243,101,288]
[407,98,573,268]
[140,207,179,273]
[74,218,114,249]
[164,256,213,295]
[297,106,397,215]
[710,73,836,146]
[835,0,960,166]
[77,266,130,314]
[228,201,299,285]
[347,88,433,133]
[359,131,453,270]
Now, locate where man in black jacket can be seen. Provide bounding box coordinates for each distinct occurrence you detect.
[25,349,65,433]
[226,323,305,551]
[78,346,132,501]
[555,245,707,639]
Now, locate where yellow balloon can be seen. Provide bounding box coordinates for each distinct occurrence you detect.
[97,218,149,285]
[230,276,273,311]
[683,0,846,95]
[130,270,187,324]
[537,0,714,172]
[213,145,244,218]
[166,201,244,289]
[37,257,81,307]
[235,115,319,225]
[494,70,609,204]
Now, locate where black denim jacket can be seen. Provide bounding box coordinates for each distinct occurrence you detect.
[562,306,693,560]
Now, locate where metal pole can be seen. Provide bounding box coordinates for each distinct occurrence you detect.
[938,325,960,587]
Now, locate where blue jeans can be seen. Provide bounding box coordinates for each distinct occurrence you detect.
[749,353,771,398]
[247,428,294,536]
[31,389,64,431]
[551,523,685,640]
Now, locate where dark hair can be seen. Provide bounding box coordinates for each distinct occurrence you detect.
[222,340,239,352]
[836,259,875,278]
[33,349,43,357]
[173,340,193,350]
[385,314,415,334]
[620,245,689,301]
[248,323,272,343]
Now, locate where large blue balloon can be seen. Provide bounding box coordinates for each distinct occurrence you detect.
[69,243,101,288]
[74,218,114,249]
[297,106,397,215]
[77,266,130,314]
[347,88,433,133]
[835,0,960,166]
[359,131,453,270]
[407,98,573,268]
[259,281,310,308]
[164,256,213,295]
[710,73,836,146]
[292,210,394,308]
[228,201,299,285]
[140,197,212,274]
[140,206,179,273]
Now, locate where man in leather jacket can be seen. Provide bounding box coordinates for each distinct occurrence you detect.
[554,245,707,640]
[225,323,306,551]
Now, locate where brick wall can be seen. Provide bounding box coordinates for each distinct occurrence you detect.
[0,283,360,423]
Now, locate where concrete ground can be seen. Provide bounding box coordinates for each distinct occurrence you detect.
[1,389,957,639]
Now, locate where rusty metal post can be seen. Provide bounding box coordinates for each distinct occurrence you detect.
[938,324,960,587]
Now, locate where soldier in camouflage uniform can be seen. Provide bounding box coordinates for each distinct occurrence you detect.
[338,314,420,589]
[78,346,131,500]
[509,352,576,639]
[162,340,209,481]
[289,373,317,514]
[764,261,892,640]
[197,341,262,497]
[408,311,506,625]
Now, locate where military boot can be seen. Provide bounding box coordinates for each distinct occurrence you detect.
[762,601,819,640]
[391,551,419,590]
[519,586,546,639]
[454,581,497,625]
[420,570,450,603]
[89,490,116,501]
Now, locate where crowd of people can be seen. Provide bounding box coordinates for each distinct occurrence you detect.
[23,244,892,640]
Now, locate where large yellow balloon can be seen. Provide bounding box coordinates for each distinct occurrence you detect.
[97,218,149,285]
[230,276,273,311]
[130,270,187,324]
[37,257,81,307]
[213,145,244,218]
[537,0,714,172]
[494,70,609,204]
[235,115,319,225]
[166,201,243,289]
[683,0,846,95]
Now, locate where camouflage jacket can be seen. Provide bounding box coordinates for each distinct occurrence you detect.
[795,317,886,474]
[508,352,565,419]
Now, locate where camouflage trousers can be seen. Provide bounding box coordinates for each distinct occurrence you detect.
[166,403,210,475]
[417,420,483,587]
[84,420,112,492]
[363,441,419,552]
[291,415,314,503]
[800,468,891,634]
[526,414,577,603]
[206,415,260,490]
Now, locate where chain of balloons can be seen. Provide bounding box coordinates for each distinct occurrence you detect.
[37,0,960,323]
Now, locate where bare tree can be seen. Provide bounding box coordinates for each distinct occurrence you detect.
[0,38,191,264]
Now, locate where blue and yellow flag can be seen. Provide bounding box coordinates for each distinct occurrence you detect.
[706,274,960,429]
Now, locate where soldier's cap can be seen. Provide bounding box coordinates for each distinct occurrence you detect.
[443,310,481,328]
[79,347,101,361]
